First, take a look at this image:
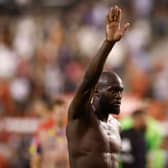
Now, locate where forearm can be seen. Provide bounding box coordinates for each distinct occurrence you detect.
[68,39,115,120]
[83,39,115,88]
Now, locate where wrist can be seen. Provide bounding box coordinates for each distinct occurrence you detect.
[105,39,116,45]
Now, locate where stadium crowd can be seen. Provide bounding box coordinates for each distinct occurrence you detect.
[0,0,167,167]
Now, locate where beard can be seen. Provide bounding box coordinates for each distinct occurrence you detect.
[94,94,121,116]
[107,103,120,114]
[100,98,120,115]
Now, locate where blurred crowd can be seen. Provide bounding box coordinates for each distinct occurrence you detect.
[0,0,167,167]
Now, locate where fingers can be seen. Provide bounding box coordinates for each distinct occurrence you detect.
[106,14,111,24]
[110,7,115,21]
[117,8,121,22]
[107,5,121,23]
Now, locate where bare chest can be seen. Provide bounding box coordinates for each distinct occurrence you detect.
[100,120,121,152]
[79,119,121,154]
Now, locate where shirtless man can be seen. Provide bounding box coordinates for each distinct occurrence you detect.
[66,6,130,168]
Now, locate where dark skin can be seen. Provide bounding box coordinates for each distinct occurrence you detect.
[66,6,130,168]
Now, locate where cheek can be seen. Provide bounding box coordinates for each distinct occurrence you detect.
[99,94,106,105]
[105,93,115,100]
[100,94,113,105]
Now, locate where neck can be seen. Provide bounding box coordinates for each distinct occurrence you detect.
[97,111,109,122]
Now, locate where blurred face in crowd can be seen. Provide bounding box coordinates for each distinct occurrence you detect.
[32,100,49,119]
[132,110,147,131]
[52,103,66,127]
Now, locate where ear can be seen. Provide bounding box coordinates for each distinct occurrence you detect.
[94,89,98,94]
[94,89,101,96]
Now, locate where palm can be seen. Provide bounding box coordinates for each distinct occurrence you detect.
[106,22,121,41]
[106,6,129,42]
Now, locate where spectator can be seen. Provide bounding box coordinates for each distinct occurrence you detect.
[147,134,168,168]
[30,98,68,168]
[120,109,147,168]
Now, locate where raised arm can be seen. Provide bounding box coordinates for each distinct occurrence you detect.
[68,6,129,120]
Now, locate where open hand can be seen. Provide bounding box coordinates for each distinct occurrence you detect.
[106,6,130,42]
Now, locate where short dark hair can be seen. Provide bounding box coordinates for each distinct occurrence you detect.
[49,98,65,110]
[95,71,121,91]
[131,108,146,118]
[53,98,65,106]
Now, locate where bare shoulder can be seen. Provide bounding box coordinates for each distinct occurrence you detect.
[66,116,91,138]
[66,107,96,143]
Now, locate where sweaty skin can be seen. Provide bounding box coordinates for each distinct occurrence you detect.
[66,6,129,168]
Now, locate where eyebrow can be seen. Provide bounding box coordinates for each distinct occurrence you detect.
[108,86,124,91]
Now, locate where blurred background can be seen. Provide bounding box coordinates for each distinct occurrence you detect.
[0,0,167,167]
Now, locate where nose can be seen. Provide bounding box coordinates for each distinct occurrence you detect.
[115,91,122,99]
[119,91,122,98]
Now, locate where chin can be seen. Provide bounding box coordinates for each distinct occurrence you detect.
[103,104,120,115]
[111,106,120,115]
[111,110,120,115]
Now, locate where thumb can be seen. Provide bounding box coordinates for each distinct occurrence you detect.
[122,22,130,35]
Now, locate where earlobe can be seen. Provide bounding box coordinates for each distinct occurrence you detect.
[90,97,94,104]
[91,91,100,104]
